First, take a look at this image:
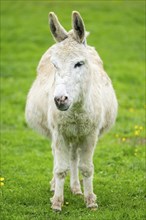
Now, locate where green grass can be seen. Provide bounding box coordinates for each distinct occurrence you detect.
[0,1,145,219]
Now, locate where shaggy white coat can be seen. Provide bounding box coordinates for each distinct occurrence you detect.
[25,11,118,211]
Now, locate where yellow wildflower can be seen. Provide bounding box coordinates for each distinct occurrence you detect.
[134,125,138,130]
[0,177,4,186]
[139,126,143,131]
[129,108,134,113]
[122,137,126,142]
[134,130,140,136]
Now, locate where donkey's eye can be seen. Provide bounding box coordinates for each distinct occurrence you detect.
[52,62,58,69]
[53,63,57,69]
[74,61,84,68]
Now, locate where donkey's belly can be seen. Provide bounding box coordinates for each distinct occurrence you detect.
[25,79,51,138]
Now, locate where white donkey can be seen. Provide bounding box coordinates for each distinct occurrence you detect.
[25,11,118,211]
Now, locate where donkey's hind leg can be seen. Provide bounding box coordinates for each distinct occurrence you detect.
[50,145,56,192]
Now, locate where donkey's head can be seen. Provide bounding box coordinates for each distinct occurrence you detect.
[49,11,91,111]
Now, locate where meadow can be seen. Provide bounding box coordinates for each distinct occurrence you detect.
[0,1,145,219]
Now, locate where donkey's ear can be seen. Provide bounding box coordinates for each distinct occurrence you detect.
[72,11,85,43]
[49,12,68,42]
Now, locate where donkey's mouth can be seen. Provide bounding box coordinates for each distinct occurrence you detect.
[56,103,70,111]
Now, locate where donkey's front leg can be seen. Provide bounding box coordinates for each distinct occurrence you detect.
[79,136,98,209]
[70,146,82,195]
[50,136,69,211]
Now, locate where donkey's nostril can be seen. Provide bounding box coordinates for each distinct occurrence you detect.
[54,96,60,104]
[54,96,68,104]
[62,96,68,102]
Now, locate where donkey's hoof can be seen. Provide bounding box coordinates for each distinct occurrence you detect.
[51,204,62,212]
[85,193,98,209]
[71,182,83,195]
[50,196,63,212]
[88,203,98,210]
[71,187,83,195]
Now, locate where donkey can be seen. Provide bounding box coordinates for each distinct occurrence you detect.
[25,11,118,211]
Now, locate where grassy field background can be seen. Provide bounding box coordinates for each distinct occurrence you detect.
[1,1,145,220]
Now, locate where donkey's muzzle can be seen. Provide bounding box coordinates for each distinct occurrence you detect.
[54,95,70,111]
